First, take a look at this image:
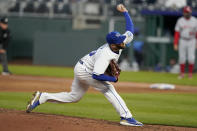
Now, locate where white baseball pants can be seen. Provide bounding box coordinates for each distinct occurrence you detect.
[179,38,196,64]
[39,62,132,118]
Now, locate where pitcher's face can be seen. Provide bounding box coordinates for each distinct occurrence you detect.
[116,43,126,49]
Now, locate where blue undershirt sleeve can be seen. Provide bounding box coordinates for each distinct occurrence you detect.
[123,12,134,33]
[92,74,117,82]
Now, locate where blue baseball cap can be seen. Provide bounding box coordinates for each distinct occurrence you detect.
[106,31,126,44]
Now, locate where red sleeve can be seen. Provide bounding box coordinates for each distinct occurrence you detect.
[174,31,180,46]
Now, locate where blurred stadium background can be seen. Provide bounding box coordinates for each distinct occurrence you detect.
[0,0,197,71]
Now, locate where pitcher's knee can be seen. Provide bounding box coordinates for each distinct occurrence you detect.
[69,93,83,102]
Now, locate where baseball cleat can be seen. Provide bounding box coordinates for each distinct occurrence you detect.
[26,91,41,113]
[120,117,143,126]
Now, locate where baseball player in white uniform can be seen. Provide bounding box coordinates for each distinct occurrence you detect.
[26,4,143,126]
[174,6,197,79]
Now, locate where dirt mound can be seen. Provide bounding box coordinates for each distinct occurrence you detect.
[0,108,196,131]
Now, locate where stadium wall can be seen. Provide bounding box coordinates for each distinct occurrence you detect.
[5,16,197,70]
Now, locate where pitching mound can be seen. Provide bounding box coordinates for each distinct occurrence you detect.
[0,108,196,131]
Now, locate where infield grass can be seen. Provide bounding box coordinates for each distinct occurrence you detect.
[0,92,197,127]
[1,65,197,86]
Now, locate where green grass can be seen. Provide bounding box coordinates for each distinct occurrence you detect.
[120,71,197,86]
[0,92,197,127]
[5,65,74,78]
[1,65,197,86]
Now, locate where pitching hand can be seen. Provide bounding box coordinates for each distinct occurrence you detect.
[117,4,128,12]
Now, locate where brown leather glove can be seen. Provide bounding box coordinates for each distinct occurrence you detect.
[105,60,121,82]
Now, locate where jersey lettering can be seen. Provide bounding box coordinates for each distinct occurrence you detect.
[89,45,106,56]
[89,50,97,56]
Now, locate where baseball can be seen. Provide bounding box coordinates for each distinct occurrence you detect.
[117,4,124,10]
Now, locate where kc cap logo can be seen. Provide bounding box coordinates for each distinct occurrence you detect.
[116,33,121,37]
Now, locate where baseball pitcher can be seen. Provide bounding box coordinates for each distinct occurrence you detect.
[26,4,143,126]
[174,6,197,79]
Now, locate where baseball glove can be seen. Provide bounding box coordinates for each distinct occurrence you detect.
[105,60,121,82]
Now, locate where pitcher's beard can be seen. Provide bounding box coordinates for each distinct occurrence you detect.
[117,45,125,49]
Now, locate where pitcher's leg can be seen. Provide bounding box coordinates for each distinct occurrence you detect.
[103,84,132,118]
[39,77,89,104]
[98,82,143,126]
[92,81,132,118]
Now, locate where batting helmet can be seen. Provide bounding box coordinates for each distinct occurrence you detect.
[183,6,192,13]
